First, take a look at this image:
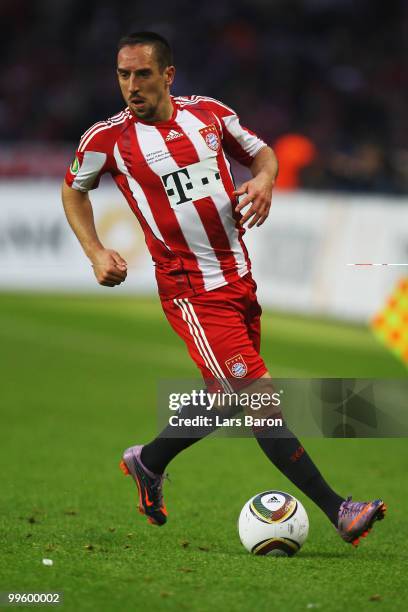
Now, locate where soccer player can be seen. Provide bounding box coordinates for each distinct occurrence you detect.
[62,32,386,546]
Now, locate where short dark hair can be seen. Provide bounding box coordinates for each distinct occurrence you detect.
[117,31,173,71]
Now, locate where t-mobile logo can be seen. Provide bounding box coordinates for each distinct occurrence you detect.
[162,168,194,206]
[161,159,223,209]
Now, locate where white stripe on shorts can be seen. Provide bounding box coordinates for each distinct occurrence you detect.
[174,298,234,394]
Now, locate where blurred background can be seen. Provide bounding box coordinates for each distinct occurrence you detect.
[1,0,408,193]
[0,0,407,355]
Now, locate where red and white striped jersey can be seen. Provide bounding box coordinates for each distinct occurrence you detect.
[65,95,267,299]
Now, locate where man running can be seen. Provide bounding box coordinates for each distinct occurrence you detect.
[62,31,385,546]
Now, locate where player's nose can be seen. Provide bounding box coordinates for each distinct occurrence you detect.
[129,73,139,93]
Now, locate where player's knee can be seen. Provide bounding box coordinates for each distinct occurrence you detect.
[239,377,283,420]
[212,391,242,418]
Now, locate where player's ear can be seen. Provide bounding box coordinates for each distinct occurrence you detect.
[165,66,175,87]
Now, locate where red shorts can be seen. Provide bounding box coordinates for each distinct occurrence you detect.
[160,274,267,392]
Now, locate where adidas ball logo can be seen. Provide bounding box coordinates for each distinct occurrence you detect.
[165,129,183,142]
[267,496,280,503]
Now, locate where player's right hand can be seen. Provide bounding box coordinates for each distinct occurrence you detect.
[90,248,128,287]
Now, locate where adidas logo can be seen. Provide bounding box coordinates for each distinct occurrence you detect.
[165,129,184,142]
[267,496,280,503]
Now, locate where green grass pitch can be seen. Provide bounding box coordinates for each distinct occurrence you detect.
[0,292,407,612]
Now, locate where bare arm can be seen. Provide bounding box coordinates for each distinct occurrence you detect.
[233,146,279,228]
[61,181,127,287]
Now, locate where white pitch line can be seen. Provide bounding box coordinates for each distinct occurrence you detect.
[347,263,408,266]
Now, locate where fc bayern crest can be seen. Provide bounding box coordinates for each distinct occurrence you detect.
[225,354,248,378]
[199,124,220,152]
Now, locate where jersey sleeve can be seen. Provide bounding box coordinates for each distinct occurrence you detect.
[64,123,112,192]
[203,97,268,167]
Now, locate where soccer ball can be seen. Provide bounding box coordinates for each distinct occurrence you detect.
[238,490,309,556]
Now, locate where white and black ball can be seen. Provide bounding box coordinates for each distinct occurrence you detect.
[238,490,309,557]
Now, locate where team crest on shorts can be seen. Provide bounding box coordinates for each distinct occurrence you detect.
[225,354,248,378]
[199,124,220,152]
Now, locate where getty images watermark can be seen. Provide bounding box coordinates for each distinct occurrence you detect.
[167,388,283,429]
[158,379,408,438]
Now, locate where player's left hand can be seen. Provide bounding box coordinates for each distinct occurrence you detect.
[233,173,274,228]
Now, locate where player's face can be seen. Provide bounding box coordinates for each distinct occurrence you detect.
[117,44,175,121]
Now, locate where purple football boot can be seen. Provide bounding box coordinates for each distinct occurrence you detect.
[119,445,168,526]
[337,496,387,547]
